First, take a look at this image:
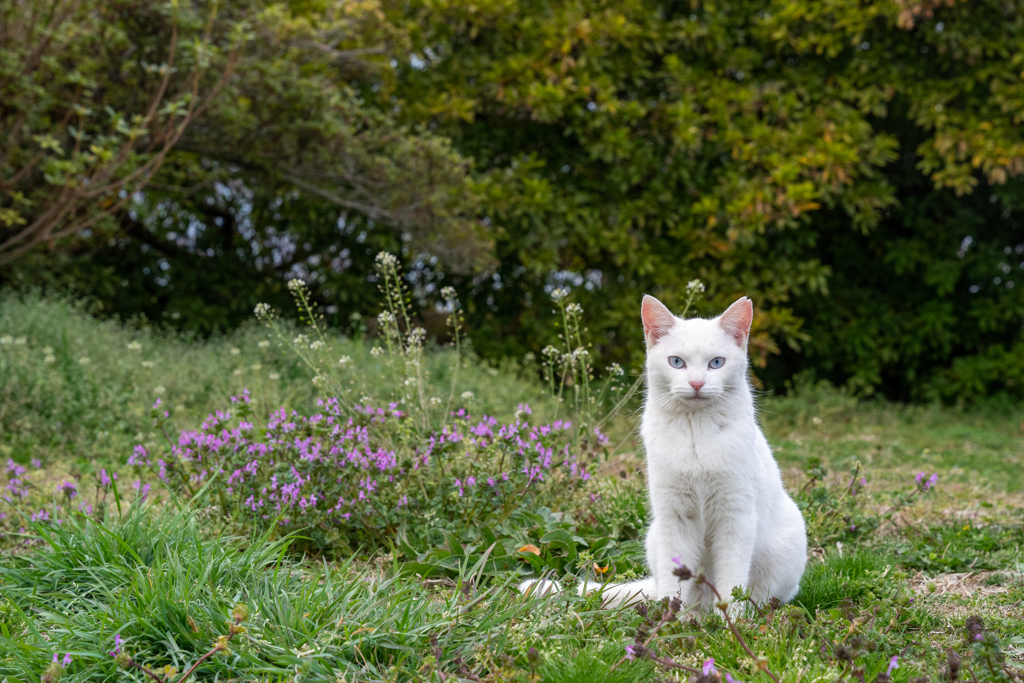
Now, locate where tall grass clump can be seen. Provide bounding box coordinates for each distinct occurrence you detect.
[1,500,649,683]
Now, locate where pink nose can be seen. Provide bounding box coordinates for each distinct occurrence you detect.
[689,379,705,392]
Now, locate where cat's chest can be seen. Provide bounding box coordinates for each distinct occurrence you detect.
[641,412,752,471]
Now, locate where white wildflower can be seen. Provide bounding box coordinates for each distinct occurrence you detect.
[566,303,583,315]
[287,278,305,292]
[153,386,165,395]
[251,363,262,371]
[310,340,325,350]
[0,335,12,345]
[44,352,56,364]
[440,286,457,300]
[293,334,309,346]
[230,347,241,356]
[429,396,442,405]
[377,311,396,327]
[460,391,475,401]
[403,378,414,386]
[607,362,624,376]
[550,288,569,302]
[233,369,243,376]
[375,251,398,268]
[257,340,270,348]
[572,348,590,360]
[127,341,142,351]
[141,360,154,368]
[253,302,272,317]
[686,279,706,294]
[78,356,90,365]
[338,356,352,366]
[269,372,281,380]
[370,346,384,357]
[312,374,325,387]
[407,327,427,345]
[541,345,560,358]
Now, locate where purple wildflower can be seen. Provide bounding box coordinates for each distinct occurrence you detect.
[625,644,639,660]
[58,480,77,498]
[703,659,717,676]
[887,656,899,675]
[62,654,72,668]
[31,458,42,469]
[133,480,151,500]
[925,473,938,491]
[99,469,111,486]
[128,445,149,466]
[725,674,743,683]
[110,634,123,657]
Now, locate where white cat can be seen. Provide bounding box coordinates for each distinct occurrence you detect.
[521,295,807,611]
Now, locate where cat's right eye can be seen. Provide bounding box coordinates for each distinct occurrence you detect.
[668,356,686,369]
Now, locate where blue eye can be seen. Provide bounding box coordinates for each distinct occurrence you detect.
[709,357,725,369]
[668,356,686,369]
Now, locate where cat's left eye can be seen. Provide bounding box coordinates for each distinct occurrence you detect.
[708,357,726,369]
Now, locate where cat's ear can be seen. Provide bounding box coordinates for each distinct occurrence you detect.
[641,295,675,346]
[718,297,753,347]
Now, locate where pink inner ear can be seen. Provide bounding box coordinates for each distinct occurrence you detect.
[641,295,676,345]
[719,297,753,347]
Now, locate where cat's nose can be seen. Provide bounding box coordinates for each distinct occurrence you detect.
[689,378,705,392]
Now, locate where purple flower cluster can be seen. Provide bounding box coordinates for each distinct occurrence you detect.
[4,458,29,502]
[153,394,598,544]
[915,471,938,491]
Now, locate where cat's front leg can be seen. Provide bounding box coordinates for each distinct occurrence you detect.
[646,517,704,607]
[706,509,757,614]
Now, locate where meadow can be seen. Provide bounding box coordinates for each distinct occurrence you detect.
[1,284,1022,683]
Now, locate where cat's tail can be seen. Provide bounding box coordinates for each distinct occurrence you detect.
[517,577,655,608]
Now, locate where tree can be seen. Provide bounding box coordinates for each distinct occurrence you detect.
[382,0,1024,399]
[0,0,241,264]
[0,0,490,306]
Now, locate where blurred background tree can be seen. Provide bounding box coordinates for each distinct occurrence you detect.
[2,0,1022,402]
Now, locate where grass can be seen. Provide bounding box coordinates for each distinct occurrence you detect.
[1,292,1023,682]
[0,291,551,469]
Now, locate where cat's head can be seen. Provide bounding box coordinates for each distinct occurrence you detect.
[641,295,752,407]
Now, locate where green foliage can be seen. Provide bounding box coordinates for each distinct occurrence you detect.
[382,0,1024,400]
[2,0,486,330]
[893,521,1024,572]
[794,547,897,613]
[0,0,243,262]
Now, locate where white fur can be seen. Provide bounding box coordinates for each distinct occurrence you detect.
[520,296,806,611]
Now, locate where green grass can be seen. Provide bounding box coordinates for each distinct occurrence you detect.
[0,291,551,470]
[2,294,1024,682]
